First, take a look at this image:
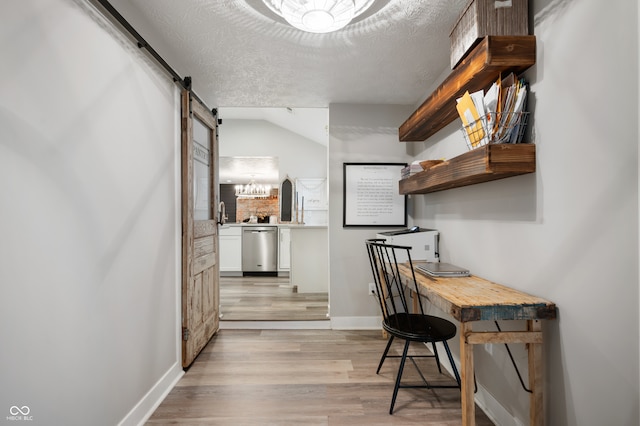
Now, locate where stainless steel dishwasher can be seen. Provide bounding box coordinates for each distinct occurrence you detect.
[241,226,278,275]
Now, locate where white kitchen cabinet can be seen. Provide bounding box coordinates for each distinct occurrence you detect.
[278,227,291,274]
[219,226,242,276]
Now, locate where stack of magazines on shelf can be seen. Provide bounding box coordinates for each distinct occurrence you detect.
[401,162,424,179]
[456,73,529,150]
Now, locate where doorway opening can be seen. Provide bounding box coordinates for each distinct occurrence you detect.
[217,107,329,322]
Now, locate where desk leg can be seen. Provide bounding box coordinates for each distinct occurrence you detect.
[528,320,543,425]
[460,322,475,426]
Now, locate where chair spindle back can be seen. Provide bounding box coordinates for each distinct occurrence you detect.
[366,239,426,331]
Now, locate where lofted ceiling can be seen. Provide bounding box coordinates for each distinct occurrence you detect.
[218,106,329,145]
[105,0,468,109]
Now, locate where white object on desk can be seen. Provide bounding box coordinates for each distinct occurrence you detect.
[376,228,439,262]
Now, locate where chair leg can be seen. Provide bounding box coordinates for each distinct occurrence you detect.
[377,335,394,374]
[431,342,443,373]
[443,340,461,388]
[390,340,410,415]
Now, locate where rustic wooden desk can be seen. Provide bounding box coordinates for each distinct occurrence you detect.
[397,263,557,426]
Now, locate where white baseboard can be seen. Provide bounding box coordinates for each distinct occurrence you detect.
[426,342,520,426]
[220,320,331,329]
[218,317,381,330]
[330,316,381,330]
[473,382,524,426]
[117,361,184,426]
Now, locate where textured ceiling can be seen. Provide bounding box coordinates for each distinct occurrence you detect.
[104,0,469,183]
[106,0,468,109]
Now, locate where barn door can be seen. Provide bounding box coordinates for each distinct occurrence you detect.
[181,90,220,368]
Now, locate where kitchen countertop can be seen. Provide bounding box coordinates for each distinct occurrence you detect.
[222,223,327,229]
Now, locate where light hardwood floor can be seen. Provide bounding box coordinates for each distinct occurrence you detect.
[220,276,329,321]
[147,329,495,425]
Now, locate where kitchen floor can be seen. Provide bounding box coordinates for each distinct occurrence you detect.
[220,275,329,321]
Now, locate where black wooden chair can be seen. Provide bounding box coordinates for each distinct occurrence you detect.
[365,239,461,414]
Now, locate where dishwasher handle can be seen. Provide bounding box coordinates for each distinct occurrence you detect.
[244,227,277,233]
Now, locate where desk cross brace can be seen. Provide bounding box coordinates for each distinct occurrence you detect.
[464,322,543,394]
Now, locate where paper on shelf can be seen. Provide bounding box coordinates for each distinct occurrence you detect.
[484,81,499,135]
[456,74,529,148]
[507,80,528,143]
[456,91,484,148]
[470,90,487,145]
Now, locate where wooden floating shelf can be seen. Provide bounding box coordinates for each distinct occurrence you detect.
[399,144,536,195]
[399,35,536,142]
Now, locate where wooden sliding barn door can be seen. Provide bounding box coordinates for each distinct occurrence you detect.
[181,90,220,368]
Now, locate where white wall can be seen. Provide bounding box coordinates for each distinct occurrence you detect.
[0,1,183,425]
[405,0,639,424]
[4,1,638,425]
[327,104,414,328]
[218,119,327,183]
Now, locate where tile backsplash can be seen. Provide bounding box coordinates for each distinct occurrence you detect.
[236,191,279,223]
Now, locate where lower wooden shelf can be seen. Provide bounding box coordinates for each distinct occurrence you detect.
[399,144,536,195]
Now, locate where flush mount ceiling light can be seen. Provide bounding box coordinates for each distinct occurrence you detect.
[263,0,376,33]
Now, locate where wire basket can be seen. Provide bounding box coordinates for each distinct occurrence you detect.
[460,111,529,150]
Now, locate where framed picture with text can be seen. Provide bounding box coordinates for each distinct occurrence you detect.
[343,162,407,227]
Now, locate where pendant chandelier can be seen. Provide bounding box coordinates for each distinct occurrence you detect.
[263,0,375,33]
[235,180,272,199]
